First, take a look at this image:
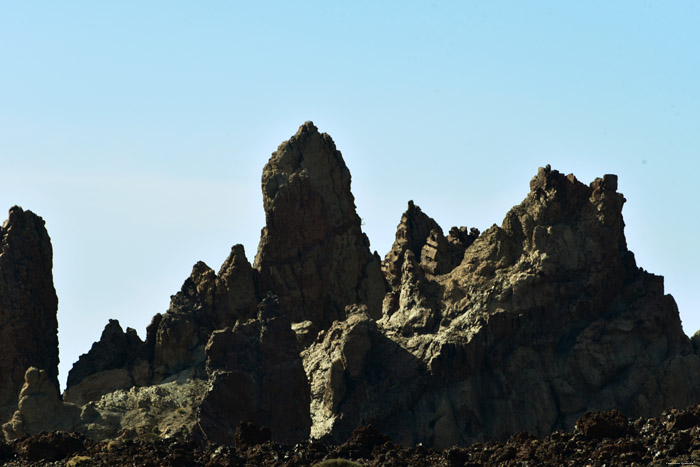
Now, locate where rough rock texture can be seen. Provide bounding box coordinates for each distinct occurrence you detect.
[0,207,59,423]
[304,305,428,443]
[78,372,208,441]
[382,201,476,286]
[254,121,386,329]
[66,244,258,396]
[198,293,310,445]
[14,125,700,456]
[305,165,700,447]
[2,367,80,440]
[64,320,150,406]
[150,244,258,382]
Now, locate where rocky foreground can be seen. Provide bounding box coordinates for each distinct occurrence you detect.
[2,121,700,464]
[3,404,700,466]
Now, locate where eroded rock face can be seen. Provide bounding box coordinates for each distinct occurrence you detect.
[0,207,59,423]
[198,293,310,445]
[382,201,478,287]
[254,122,386,329]
[2,367,80,440]
[26,125,700,451]
[64,320,150,406]
[305,166,700,447]
[151,245,258,381]
[304,305,428,444]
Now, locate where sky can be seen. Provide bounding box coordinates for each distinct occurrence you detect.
[2,1,699,391]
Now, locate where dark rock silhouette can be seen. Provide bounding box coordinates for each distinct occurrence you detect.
[150,244,258,382]
[63,320,149,406]
[303,164,700,446]
[6,124,700,457]
[254,121,386,330]
[0,207,59,424]
[198,293,310,445]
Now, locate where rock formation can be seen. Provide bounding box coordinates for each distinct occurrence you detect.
[64,320,150,406]
[0,207,59,424]
[8,124,700,457]
[2,367,80,440]
[198,293,310,445]
[304,164,700,447]
[63,244,258,397]
[150,244,258,382]
[254,121,386,330]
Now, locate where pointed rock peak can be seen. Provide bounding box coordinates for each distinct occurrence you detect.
[190,261,215,279]
[217,244,250,277]
[2,206,45,235]
[297,120,318,135]
[261,121,352,223]
[0,205,59,414]
[382,200,445,286]
[255,124,386,328]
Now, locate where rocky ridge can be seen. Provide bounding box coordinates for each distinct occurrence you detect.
[1,122,700,464]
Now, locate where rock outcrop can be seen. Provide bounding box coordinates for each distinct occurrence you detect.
[150,244,258,382]
[303,165,700,447]
[198,293,310,445]
[0,207,59,424]
[254,122,386,330]
[14,124,700,454]
[2,367,80,440]
[64,320,150,406]
[64,244,258,398]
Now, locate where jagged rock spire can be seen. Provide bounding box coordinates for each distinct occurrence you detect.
[254,122,386,329]
[0,206,59,422]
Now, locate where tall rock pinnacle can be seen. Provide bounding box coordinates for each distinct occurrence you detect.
[0,206,59,423]
[254,122,386,329]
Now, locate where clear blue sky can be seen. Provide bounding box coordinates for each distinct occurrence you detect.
[2,2,699,390]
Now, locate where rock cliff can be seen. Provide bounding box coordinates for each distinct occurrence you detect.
[0,207,59,423]
[198,293,310,445]
[304,165,700,447]
[254,121,386,330]
[6,124,700,455]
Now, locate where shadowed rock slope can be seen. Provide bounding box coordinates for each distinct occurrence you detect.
[4,123,700,454]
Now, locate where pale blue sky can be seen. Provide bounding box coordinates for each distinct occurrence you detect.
[2,2,699,390]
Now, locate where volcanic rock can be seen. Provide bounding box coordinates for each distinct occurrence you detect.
[382,201,476,286]
[150,244,257,382]
[16,124,700,455]
[304,305,428,443]
[64,319,150,405]
[381,250,441,336]
[0,206,59,423]
[304,165,700,447]
[254,121,386,329]
[2,367,80,440]
[198,293,310,445]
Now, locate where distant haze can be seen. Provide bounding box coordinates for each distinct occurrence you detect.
[2,2,698,389]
